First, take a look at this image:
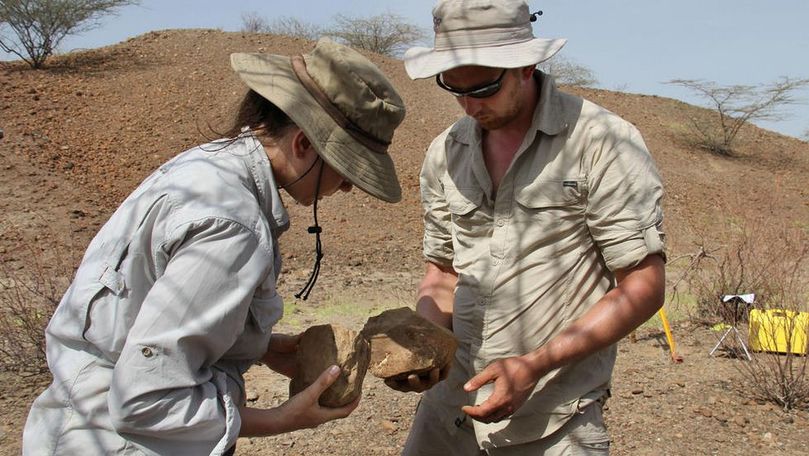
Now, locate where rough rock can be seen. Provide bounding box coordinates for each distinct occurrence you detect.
[361,307,458,380]
[289,324,370,407]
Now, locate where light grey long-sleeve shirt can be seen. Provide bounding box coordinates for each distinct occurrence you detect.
[23,132,289,455]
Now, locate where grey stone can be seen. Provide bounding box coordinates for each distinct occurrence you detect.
[289,324,370,407]
[361,307,457,380]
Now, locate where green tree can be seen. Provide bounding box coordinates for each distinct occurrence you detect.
[0,0,137,69]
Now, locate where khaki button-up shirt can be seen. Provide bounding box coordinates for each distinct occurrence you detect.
[420,72,665,447]
[24,132,289,455]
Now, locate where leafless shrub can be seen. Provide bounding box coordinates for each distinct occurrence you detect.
[666,77,809,156]
[744,297,809,410]
[266,16,323,41]
[0,250,72,374]
[684,218,809,410]
[538,55,598,87]
[240,11,271,34]
[240,13,323,40]
[0,0,138,69]
[328,13,424,57]
[665,243,718,317]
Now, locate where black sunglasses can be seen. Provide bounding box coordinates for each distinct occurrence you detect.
[435,69,508,99]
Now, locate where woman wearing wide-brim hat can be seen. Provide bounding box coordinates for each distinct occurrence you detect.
[23,38,405,456]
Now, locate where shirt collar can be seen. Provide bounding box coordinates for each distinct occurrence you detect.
[241,129,290,234]
[531,70,569,136]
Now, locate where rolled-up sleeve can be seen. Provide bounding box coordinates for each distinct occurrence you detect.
[108,218,272,455]
[420,137,455,267]
[584,120,666,271]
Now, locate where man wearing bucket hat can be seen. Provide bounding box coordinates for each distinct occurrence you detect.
[23,38,405,455]
[396,0,666,454]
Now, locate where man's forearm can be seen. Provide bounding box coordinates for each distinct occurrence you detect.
[416,261,458,329]
[524,254,666,378]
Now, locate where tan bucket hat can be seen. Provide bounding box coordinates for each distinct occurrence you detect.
[231,38,405,203]
[404,0,567,80]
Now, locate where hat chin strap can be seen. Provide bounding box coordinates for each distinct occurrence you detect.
[277,155,321,190]
[295,160,325,300]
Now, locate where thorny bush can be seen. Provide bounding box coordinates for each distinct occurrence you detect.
[685,217,809,410]
[0,240,72,374]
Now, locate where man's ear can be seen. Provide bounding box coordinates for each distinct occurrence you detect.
[291,128,315,159]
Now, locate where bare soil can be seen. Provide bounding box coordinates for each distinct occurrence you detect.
[1,30,808,455]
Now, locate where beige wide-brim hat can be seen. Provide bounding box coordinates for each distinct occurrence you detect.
[404,0,567,80]
[231,38,405,203]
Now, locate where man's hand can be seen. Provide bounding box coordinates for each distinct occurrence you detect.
[383,363,451,393]
[461,355,539,423]
[261,333,301,378]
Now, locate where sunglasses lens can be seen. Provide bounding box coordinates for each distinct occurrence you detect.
[467,85,500,98]
[436,69,506,99]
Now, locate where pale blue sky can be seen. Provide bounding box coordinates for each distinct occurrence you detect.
[4,0,808,138]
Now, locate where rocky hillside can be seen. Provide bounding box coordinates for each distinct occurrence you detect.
[1,28,808,283]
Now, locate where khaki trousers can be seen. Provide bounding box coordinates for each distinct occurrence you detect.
[402,398,610,456]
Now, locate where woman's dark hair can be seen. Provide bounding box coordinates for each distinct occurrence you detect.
[223,89,295,139]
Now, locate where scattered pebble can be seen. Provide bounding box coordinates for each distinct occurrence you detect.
[380,419,397,433]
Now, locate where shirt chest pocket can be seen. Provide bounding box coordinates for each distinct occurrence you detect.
[514,179,585,234]
[69,239,133,353]
[444,185,490,242]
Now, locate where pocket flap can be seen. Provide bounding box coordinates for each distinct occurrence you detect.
[515,180,582,209]
[98,263,125,295]
[445,185,484,215]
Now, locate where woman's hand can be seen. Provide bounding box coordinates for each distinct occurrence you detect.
[239,365,360,436]
[280,365,360,429]
[261,333,301,378]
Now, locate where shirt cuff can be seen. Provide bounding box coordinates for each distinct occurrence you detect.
[602,223,666,271]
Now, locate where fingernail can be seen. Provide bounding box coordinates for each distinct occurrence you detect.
[329,365,340,375]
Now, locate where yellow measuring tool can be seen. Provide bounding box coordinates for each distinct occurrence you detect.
[659,307,683,363]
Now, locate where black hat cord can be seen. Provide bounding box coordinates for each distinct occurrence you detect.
[294,159,325,300]
[276,155,321,191]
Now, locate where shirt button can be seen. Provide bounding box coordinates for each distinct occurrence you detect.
[496,219,505,227]
[141,347,154,358]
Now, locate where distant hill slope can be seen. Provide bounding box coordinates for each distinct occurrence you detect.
[1,29,807,278]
